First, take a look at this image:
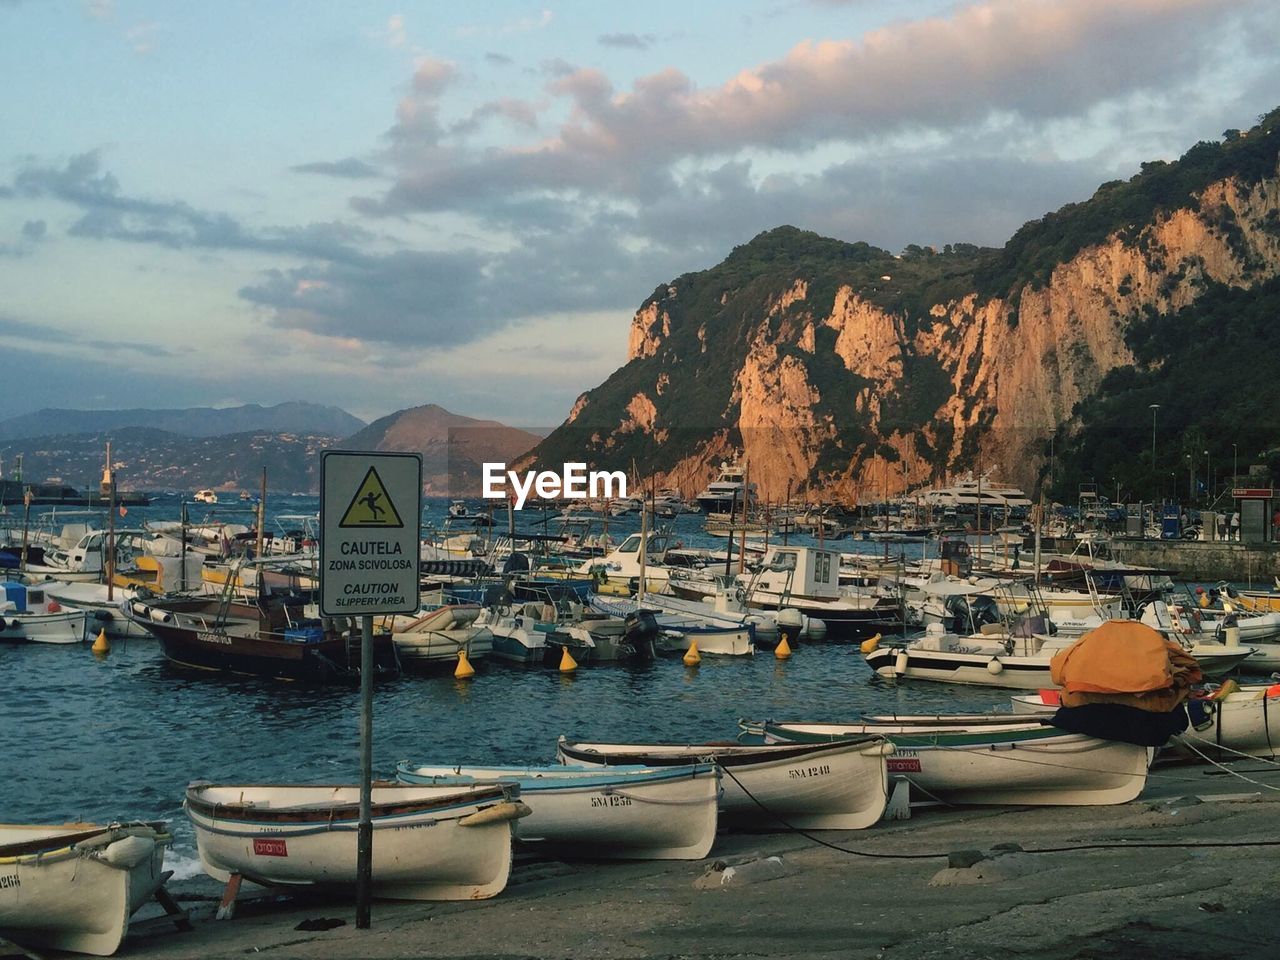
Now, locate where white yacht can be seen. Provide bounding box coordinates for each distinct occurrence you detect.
[695,461,756,514]
[194,489,219,504]
[920,473,1031,511]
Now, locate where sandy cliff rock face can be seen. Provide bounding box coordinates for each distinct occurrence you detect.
[537,155,1280,500]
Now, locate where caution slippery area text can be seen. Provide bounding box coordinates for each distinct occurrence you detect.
[320,451,422,617]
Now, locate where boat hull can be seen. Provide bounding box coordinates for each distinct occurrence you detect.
[756,722,1150,805]
[185,783,522,901]
[556,738,892,830]
[0,822,169,957]
[397,763,720,860]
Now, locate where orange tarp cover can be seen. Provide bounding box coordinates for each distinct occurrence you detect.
[1050,620,1202,713]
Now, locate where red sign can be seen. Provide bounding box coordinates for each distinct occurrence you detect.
[252,838,288,858]
[886,757,922,774]
[1233,488,1275,499]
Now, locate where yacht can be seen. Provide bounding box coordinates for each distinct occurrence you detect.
[695,461,756,514]
[919,473,1031,512]
[194,489,218,504]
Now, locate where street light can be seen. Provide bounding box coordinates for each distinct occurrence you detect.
[1149,404,1160,466]
[1204,449,1210,504]
[1233,443,1238,488]
[1186,453,1193,503]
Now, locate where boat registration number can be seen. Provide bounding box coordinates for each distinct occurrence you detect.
[788,764,832,779]
[887,753,922,774]
[253,838,289,857]
[0,875,18,889]
[590,795,632,808]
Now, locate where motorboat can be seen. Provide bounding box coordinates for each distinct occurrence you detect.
[863,619,1254,690]
[388,603,492,671]
[396,761,719,860]
[185,781,527,901]
[193,489,218,504]
[694,461,756,515]
[0,581,87,644]
[0,820,170,956]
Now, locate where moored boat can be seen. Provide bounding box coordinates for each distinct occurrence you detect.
[389,603,492,671]
[0,581,87,644]
[184,781,527,901]
[396,761,719,860]
[556,736,892,830]
[745,718,1151,806]
[0,821,170,957]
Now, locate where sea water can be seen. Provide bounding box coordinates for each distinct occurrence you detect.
[0,495,1009,866]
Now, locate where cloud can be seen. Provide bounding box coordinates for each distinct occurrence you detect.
[598,32,656,50]
[85,0,111,18]
[290,157,382,179]
[484,51,514,66]
[7,150,376,262]
[126,20,158,55]
[385,13,406,48]
[0,313,175,356]
[20,219,45,241]
[361,0,1268,216]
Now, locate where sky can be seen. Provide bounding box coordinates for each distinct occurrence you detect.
[1,0,1278,429]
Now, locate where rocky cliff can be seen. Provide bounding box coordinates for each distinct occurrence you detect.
[532,109,1280,501]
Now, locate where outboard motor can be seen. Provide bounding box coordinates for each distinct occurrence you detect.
[623,610,659,660]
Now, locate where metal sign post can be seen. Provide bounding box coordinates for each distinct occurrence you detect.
[319,450,422,930]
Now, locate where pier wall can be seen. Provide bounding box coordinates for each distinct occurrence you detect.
[1111,539,1280,583]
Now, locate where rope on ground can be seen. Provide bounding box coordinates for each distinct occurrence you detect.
[717,764,1280,862]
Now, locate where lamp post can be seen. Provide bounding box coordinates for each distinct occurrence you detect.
[1149,404,1159,465]
[1233,443,1238,489]
[1204,449,1210,504]
[1186,453,1193,504]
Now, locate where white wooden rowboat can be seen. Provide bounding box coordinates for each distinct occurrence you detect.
[396,761,720,860]
[1013,686,1280,761]
[185,782,527,901]
[556,736,892,830]
[0,821,169,956]
[747,719,1151,806]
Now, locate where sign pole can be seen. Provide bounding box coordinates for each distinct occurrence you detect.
[319,449,421,932]
[356,611,374,929]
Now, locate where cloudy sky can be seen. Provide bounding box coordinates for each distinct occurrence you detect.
[2,0,1277,428]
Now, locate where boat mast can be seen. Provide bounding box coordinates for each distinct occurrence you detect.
[638,496,648,604]
[256,466,267,561]
[106,464,116,602]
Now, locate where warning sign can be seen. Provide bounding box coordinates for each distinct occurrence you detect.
[320,451,422,617]
[340,467,405,528]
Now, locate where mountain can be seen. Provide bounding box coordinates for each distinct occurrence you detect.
[531,108,1280,501]
[0,402,365,441]
[340,404,541,494]
[0,427,338,493]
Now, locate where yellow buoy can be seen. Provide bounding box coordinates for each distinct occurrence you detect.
[774,636,792,660]
[454,649,475,679]
[859,633,881,654]
[559,647,578,673]
[683,641,701,667]
[91,629,111,655]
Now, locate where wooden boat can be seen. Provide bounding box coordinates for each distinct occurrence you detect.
[396,761,719,860]
[123,590,400,682]
[556,736,892,830]
[388,603,492,670]
[184,781,527,901]
[0,821,169,956]
[1013,685,1280,761]
[744,719,1150,806]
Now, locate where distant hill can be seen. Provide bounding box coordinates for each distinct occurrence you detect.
[0,402,365,441]
[0,426,339,493]
[341,404,541,495]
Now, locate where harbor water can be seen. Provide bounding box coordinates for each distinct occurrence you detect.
[1,495,1020,871]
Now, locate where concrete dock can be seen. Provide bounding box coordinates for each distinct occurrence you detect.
[92,760,1280,960]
